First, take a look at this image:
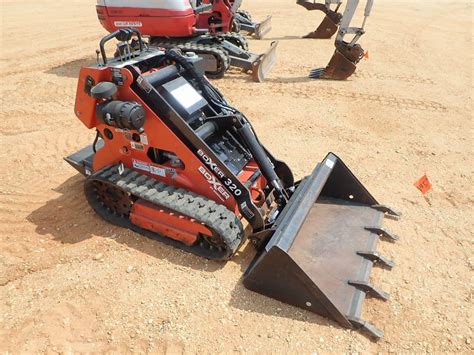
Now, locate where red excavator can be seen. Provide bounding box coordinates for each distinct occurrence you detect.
[96,0,276,81]
[66,29,400,339]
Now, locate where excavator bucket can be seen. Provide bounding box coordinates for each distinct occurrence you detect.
[244,153,400,339]
[250,40,279,82]
[303,14,339,39]
[296,0,342,39]
[309,50,356,79]
[309,43,364,80]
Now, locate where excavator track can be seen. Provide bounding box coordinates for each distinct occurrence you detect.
[85,165,244,260]
[151,38,231,79]
[220,32,249,51]
[237,10,252,21]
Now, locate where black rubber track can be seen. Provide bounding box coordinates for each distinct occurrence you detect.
[237,10,252,22]
[151,39,230,79]
[220,32,249,51]
[84,165,244,260]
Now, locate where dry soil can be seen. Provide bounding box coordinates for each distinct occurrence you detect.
[0,0,473,353]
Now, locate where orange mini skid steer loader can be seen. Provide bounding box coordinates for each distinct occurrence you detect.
[66,30,400,339]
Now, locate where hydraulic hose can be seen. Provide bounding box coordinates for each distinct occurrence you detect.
[237,121,287,199]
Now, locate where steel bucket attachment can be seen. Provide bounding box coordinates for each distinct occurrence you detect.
[253,16,272,39]
[309,43,365,80]
[303,13,340,39]
[251,40,279,82]
[243,153,400,339]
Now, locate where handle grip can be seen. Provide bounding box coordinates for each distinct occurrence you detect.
[99,28,143,65]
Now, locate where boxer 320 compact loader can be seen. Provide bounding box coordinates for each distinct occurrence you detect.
[66,30,400,339]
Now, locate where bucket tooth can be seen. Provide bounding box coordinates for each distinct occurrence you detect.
[357,251,395,270]
[348,316,384,340]
[372,204,401,219]
[348,280,390,301]
[365,227,399,242]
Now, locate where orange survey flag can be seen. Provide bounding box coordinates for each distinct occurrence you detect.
[414,174,432,194]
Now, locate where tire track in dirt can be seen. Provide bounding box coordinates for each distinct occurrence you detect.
[354,71,435,84]
[0,192,51,210]
[0,128,42,136]
[0,199,89,236]
[0,128,92,232]
[269,84,448,112]
[2,129,90,169]
[2,34,99,59]
[0,187,57,231]
[1,35,99,77]
[0,114,75,137]
[0,163,109,263]
[0,251,83,287]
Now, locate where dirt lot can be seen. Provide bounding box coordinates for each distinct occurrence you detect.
[0,0,473,353]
